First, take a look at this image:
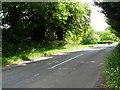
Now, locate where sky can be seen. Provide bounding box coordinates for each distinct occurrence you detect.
[81,0,108,32]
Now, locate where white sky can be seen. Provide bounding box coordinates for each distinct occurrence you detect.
[80,0,108,31]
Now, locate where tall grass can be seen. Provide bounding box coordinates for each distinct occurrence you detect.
[105,43,120,89]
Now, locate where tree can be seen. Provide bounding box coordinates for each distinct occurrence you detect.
[99,29,118,42]
[2,2,92,57]
[65,2,92,44]
[81,27,100,44]
[95,2,120,37]
[2,2,92,44]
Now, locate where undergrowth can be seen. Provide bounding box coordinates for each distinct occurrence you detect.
[105,43,120,89]
[2,43,98,66]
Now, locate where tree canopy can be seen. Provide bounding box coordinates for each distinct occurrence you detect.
[99,27,118,42]
[2,2,92,57]
[95,2,120,37]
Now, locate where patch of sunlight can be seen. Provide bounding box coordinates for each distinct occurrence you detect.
[80,48,103,51]
[90,61,96,63]
[17,56,53,66]
[33,56,53,62]
[52,52,67,55]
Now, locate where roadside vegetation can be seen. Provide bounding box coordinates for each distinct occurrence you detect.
[2,44,99,66]
[98,27,118,44]
[95,2,120,89]
[2,2,92,66]
[105,43,120,89]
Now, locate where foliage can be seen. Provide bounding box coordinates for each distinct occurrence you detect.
[2,2,92,65]
[64,3,92,45]
[99,29,118,42]
[65,31,82,45]
[95,2,120,37]
[81,27,100,44]
[105,43,120,89]
[2,2,91,44]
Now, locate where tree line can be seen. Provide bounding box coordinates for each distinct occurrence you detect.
[2,2,118,58]
[2,2,92,57]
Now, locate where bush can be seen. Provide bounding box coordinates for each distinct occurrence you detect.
[44,40,66,48]
[105,43,120,89]
[100,30,118,42]
[2,41,19,57]
[81,33,99,45]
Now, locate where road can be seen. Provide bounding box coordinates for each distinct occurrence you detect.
[2,44,117,88]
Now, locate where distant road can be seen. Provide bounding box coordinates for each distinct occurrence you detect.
[2,44,117,88]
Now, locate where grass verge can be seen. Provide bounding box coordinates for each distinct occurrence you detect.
[2,44,99,67]
[105,43,120,89]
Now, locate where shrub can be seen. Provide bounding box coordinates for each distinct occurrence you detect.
[105,43,120,89]
[81,32,100,44]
